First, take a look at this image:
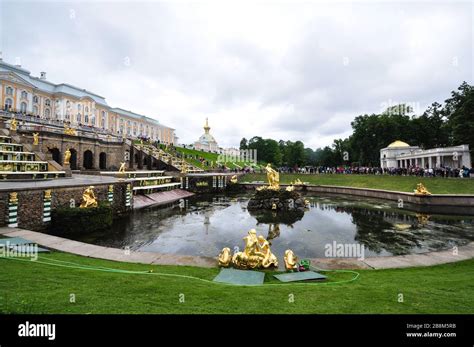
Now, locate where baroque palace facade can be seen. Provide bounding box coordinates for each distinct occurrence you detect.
[0,58,176,145]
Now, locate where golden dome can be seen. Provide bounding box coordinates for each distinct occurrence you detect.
[388,140,410,148]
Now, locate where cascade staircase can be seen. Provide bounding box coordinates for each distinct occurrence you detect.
[0,130,66,180]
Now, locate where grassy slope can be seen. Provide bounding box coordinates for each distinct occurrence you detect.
[0,252,473,314]
[241,173,474,194]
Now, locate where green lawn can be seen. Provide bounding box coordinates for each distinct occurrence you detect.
[0,252,473,314]
[241,173,474,194]
[167,146,259,170]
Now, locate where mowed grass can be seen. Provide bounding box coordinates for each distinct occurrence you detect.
[241,173,474,194]
[0,252,473,314]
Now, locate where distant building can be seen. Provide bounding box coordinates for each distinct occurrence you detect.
[380,140,471,169]
[0,58,176,145]
[194,118,220,152]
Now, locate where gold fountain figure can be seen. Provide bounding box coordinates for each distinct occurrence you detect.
[414,183,431,196]
[218,247,232,267]
[64,149,71,165]
[79,186,98,208]
[265,163,279,190]
[258,235,278,268]
[222,229,278,269]
[10,117,17,131]
[32,132,40,145]
[284,249,298,271]
[118,162,126,174]
[230,175,238,184]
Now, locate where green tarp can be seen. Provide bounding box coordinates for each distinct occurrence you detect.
[213,268,265,286]
[273,271,327,282]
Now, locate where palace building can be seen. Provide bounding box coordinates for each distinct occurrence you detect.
[0,58,176,145]
[380,140,471,169]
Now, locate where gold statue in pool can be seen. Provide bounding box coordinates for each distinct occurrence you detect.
[80,186,98,208]
[284,249,298,271]
[265,163,279,190]
[414,183,431,196]
[220,229,278,269]
[230,175,238,184]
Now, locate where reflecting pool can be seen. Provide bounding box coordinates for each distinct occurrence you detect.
[69,193,474,259]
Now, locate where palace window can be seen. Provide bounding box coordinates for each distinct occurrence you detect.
[85,106,89,113]
[66,101,71,109]
[4,98,13,110]
[20,102,27,113]
[84,115,89,123]
[44,108,51,118]
[33,95,39,103]
[78,104,82,111]
[33,106,39,115]
[77,114,81,123]
[45,99,51,107]
[101,117,105,127]
[21,91,28,99]
[5,86,13,96]
[90,116,95,125]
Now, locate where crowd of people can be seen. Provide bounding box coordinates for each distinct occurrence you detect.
[267,165,474,178]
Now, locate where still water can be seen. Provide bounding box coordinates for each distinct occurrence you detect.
[71,193,474,259]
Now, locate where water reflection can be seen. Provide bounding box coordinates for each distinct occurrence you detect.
[65,193,474,259]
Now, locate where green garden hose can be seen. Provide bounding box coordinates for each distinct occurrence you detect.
[1,255,360,287]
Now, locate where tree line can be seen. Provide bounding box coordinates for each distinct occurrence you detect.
[240,82,474,167]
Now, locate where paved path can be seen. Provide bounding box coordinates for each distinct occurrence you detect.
[1,227,473,270]
[0,227,215,268]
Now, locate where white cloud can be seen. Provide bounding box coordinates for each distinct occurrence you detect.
[1,0,471,149]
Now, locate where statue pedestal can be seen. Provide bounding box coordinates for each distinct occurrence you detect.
[63,163,72,177]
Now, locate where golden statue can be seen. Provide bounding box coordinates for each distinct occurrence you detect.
[223,229,277,269]
[181,162,188,174]
[44,189,52,200]
[9,192,18,204]
[10,117,17,131]
[257,235,278,268]
[284,249,298,271]
[64,127,77,136]
[292,178,303,185]
[64,149,71,165]
[416,213,430,225]
[286,185,294,192]
[218,247,232,267]
[265,163,279,190]
[118,162,126,173]
[79,186,98,208]
[32,132,40,145]
[271,203,277,210]
[414,183,431,196]
[230,175,238,184]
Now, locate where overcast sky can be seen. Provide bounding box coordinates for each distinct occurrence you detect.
[0,0,472,148]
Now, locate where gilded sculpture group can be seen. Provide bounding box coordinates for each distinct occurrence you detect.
[218,229,298,271]
[218,164,299,271]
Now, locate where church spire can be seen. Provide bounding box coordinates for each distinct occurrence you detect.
[204,117,210,134]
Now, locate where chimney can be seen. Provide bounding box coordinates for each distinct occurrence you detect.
[40,71,47,80]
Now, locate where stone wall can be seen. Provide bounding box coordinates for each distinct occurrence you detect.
[0,182,131,231]
[239,183,474,215]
